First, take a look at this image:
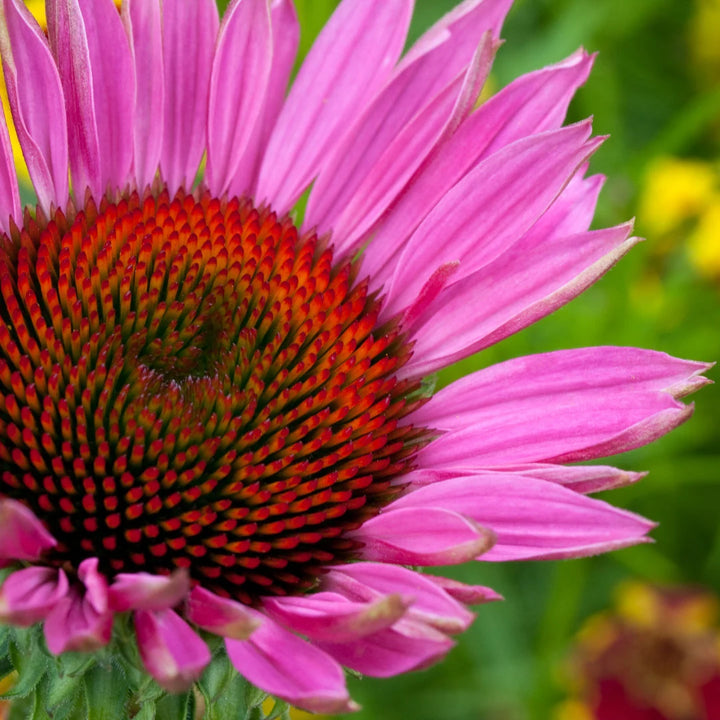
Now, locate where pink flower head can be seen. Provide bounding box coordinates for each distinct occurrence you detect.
[0,0,710,713]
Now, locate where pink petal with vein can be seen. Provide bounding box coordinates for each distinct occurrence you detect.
[206,0,272,196]
[1,0,68,211]
[109,569,189,612]
[415,348,708,465]
[262,591,409,642]
[306,0,515,245]
[160,0,218,193]
[402,222,639,376]
[363,49,595,283]
[44,558,113,653]
[135,608,211,693]
[228,0,299,198]
[75,0,134,191]
[226,612,356,714]
[0,111,19,231]
[46,0,101,199]
[391,474,655,560]
[0,498,56,565]
[0,566,69,625]
[124,0,163,189]
[350,506,495,565]
[256,0,414,212]
[380,121,600,319]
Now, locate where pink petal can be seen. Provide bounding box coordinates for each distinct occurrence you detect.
[227,0,299,198]
[205,0,272,196]
[425,575,503,604]
[0,566,69,625]
[349,506,495,566]
[0,110,19,232]
[225,613,357,714]
[306,0,514,247]
[323,563,475,635]
[391,474,655,560]
[262,591,409,643]
[46,0,100,200]
[490,463,646,494]
[316,617,455,678]
[74,0,134,191]
[0,498,56,565]
[160,0,219,193]
[402,222,640,376]
[0,0,69,211]
[321,35,500,255]
[186,586,260,640]
[256,0,414,213]
[109,569,189,612]
[379,121,601,319]
[44,558,113,653]
[135,608,211,693]
[362,49,596,284]
[123,0,163,190]
[414,348,708,465]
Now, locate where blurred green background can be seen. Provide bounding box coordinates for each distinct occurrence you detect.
[258,1,719,718]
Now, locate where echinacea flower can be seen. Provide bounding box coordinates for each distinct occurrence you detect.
[0,0,710,715]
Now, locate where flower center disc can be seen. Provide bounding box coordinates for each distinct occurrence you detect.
[0,189,423,602]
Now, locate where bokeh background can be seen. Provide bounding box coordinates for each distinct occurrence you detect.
[4,1,719,718]
[271,1,720,718]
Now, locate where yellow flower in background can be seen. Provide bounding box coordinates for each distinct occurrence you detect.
[689,199,720,279]
[638,157,717,237]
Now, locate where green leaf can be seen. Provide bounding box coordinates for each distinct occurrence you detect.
[155,691,194,720]
[3,638,47,699]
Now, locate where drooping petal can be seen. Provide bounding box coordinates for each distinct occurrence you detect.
[256,0,414,213]
[323,563,475,635]
[186,586,260,641]
[402,222,640,377]
[46,0,101,199]
[109,569,189,612]
[489,463,645,495]
[227,0,299,198]
[262,591,409,643]
[391,474,655,560]
[305,0,514,247]
[413,348,709,465]
[73,0,134,190]
[379,121,601,318]
[225,613,356,714]
[349,506,495,566]
[0,0,68,212]
[160,0,219,193]
[135,608,211,693]
[0,566,69,625]
[316,618,455,678]
[362,49,596,282]
[425,575,502,605]
[43,557,113,653]
[205,0,272,196]
[124,0,163,189]
[0,498,56,565]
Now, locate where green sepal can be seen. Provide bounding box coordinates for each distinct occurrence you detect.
[85,662,131,720]
[155,690,194,720]
[197,647,249,720]
[3,629,48,699]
